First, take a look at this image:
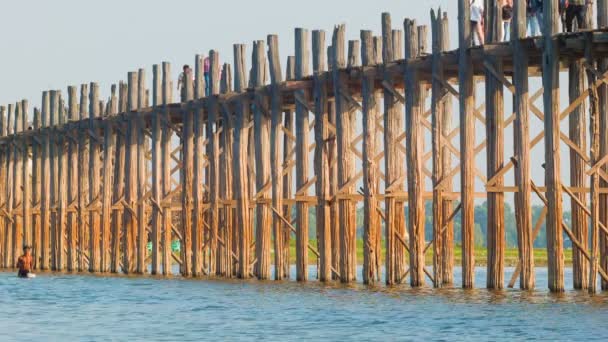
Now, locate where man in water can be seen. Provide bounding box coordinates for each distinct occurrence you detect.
[16,245,33,278]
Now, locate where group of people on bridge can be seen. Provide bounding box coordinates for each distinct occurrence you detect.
[471,0,595,45]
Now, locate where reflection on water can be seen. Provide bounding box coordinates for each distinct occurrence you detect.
[1,267,607,341]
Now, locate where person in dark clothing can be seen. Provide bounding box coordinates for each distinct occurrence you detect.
[565,0,592,32]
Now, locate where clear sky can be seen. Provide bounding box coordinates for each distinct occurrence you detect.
[0,0,585,206]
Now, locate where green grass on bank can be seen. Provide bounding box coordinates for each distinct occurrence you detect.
[283,239,573,266]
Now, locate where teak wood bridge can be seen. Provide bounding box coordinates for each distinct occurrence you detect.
[2,1,608,293]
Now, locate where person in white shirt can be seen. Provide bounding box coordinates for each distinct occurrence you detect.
[470,0,485,45]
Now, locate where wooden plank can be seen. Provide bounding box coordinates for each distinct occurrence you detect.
[405,19,425,287]
[88,83,101,272]
[511,0,535,290]
[484,0,505,289]
[268,34,285,280]
[312,30,332,282]
[233,44,252,279]
[295,28,310,282]
[542,0,565,292]
[360,30,380,284]
[458,0,476,289]
[251,41,272,280]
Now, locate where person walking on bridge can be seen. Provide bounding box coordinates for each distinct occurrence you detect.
[565,0,593,32]
[471,0,485,45]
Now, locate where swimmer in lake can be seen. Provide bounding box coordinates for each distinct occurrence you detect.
[17,245,33,278]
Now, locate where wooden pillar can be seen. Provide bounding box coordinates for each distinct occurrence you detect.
[12,101,23,268]
[0,106,5,268]
[49,92,60,270]
[312,30,332,282]
[100,85,117,273]
[586,30,601,293]
[151,65,162,275]
[110,83,127,273]
[485,1,505,289]
[136,71,147,275]
[87,83,101,273]
[4,104,14,269]
[65,87,78,272]
[569,31,589,289]
[180,66,194,277]
[382,13,406,285]
[161,63,173,275]
[55,93,67,272]
[542,0,565,292]
[77,84,88,272]
[219,63,235,277]
[361,30,380,284]
[192,55,205,277]
[267,35,285,280]
[283,57,296,280]
[39,94,50,270]
[294,28,311,282]
[22,101,31,254]
[597,0,608,291]
[512,0,535,290]
[251,41,271,280]
[217,63,238,278]
[458,0,476,288]
[123,72,138,274]
[208,51,221,276]
[234,44,252,279]
[404,20,425,287]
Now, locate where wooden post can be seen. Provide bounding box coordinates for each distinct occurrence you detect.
[22,100,31,254]
[66,86,78,272]
[100,85,117,273]
[597,0,608,291]
[207,51,220,276]
[312,30,332,282]
[267,35,285,280]
[485,1,505,289]
[458,0,476,288]
[49,92,59,270]
[4,104,14,269]
[543,0,565,292]
[234,44,252,279]
[295,28,311,282]
[77,84,88,272]
[512,0,535,290]
[569,38,589,290]
[361,30,380,284]
[0,106,5,268]
[251,41,272,280]
[161,63,173,275]
[39,93,50,270]
[219,62,235,277]
[88,83,101,273]
[110,83,127,273]
[283,56,296,280]
[181,66,194,277]
[382,13,406,285]
[405,19,425,287]
[12,101,23,267]
[151,65,162,275]
[586,31,601,293]
[192,55,204,277]
[123,72,139,274]
[55,93,67,272]
[136,72,147,275]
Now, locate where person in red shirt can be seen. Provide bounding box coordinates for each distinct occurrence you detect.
[16,245,34,278]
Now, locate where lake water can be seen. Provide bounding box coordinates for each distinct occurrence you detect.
[1,267,607,341]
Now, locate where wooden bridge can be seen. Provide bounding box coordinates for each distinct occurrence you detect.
[1,0,608,292]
